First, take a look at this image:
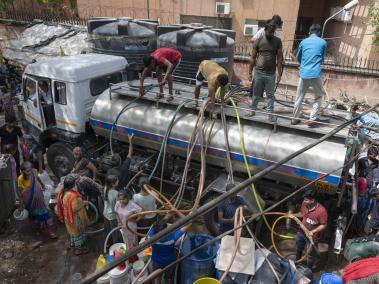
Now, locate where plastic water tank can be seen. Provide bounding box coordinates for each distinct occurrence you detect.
[157,24,235,81]
[87,17,158,73]
[180,234,219,284]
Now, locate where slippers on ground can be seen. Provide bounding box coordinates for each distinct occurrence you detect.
[166,96,174,102]
[155,93,164,99]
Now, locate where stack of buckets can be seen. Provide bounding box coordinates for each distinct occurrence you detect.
[97,234,219,284]
[97,243,151,284]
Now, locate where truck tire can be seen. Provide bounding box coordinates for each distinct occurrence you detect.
[47,142,75,178]
[202,193,220,236]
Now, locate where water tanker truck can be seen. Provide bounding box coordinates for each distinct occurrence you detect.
[20,54,352,235]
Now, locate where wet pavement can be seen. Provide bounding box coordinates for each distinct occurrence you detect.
[0,217,101,284]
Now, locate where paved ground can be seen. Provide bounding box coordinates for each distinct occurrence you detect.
[0,217,101,283]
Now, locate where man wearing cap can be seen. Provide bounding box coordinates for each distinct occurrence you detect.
[294,190,328,269]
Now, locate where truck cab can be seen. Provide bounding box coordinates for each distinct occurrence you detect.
[21,54,128,176]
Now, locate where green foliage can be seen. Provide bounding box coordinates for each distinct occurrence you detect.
[36,0,63,9]
[0,0,14,11]
[369,0,379,47]
[69,0,77,11]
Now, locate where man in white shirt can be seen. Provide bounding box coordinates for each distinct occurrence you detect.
[38,81,52,105]
[38,81,55,127]
[249,15,283,43]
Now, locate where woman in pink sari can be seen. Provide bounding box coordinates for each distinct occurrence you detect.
[17,161,56,239]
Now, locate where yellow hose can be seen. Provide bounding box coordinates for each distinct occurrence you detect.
[228,97,293,240]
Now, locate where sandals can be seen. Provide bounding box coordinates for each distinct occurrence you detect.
[155,93,164,99]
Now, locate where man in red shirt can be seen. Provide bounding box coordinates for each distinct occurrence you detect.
[294,190,328,269]
[140,47,182,102]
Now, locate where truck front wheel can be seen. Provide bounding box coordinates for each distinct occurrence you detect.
[47,142,75,178]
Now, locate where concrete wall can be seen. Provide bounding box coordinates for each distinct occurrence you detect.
[77,0,301,51]
[233,60,379,106]
[323,0,379,61]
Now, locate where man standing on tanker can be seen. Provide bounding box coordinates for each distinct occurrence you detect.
[248,20,283,122]
[194,60,229,118]
[291,24,327,128]
[140,47,182,102]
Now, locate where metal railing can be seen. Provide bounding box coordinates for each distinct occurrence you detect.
[1,9,378,76]
[0,10,88,26]
[234,41,379,76]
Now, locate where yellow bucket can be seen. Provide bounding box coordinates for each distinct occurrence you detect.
[193,277,218,284]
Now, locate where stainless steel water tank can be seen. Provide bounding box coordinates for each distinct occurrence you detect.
[157,24,235,80]
[87,17,158,72]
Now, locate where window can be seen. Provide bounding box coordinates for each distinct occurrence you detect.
[54,81,67,105]
[90,72,123,96]
[180,15,232,30]
[245,19,266,28]
[23,77,37,101]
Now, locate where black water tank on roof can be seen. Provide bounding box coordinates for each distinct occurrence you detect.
[157,24,235,81]
[87,17,158,72]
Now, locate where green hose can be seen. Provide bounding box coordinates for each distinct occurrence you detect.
[148,98,194,180]
[109,83,159,155]
[228,97,293,240]
[109,97,140,155]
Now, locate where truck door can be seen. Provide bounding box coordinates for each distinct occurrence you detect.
[23,76,45,131]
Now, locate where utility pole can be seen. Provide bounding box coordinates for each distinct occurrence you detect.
[147,0,150,19]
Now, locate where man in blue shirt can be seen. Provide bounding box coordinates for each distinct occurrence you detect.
[218,183,247,235]
[291,24,327,128]
[147,215,190,284]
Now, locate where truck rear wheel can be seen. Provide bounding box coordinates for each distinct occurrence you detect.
[47,142,75,178]
[202,193,220,236]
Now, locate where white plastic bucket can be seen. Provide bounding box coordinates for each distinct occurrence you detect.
[109,267,130,284]
[130,260,147,283]
[96,273,110,284]
[109,243,126,256]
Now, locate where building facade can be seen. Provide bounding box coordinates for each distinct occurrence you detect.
[76,0,378,60]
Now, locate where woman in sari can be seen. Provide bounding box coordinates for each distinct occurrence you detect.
[17,161,57,239]
[115,190,142,248]
[57,174,90,255]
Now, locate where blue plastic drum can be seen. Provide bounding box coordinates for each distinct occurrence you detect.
[180,234,219,284]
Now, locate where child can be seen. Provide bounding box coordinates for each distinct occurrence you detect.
[115,190,142,248]
[103,175,120,246]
